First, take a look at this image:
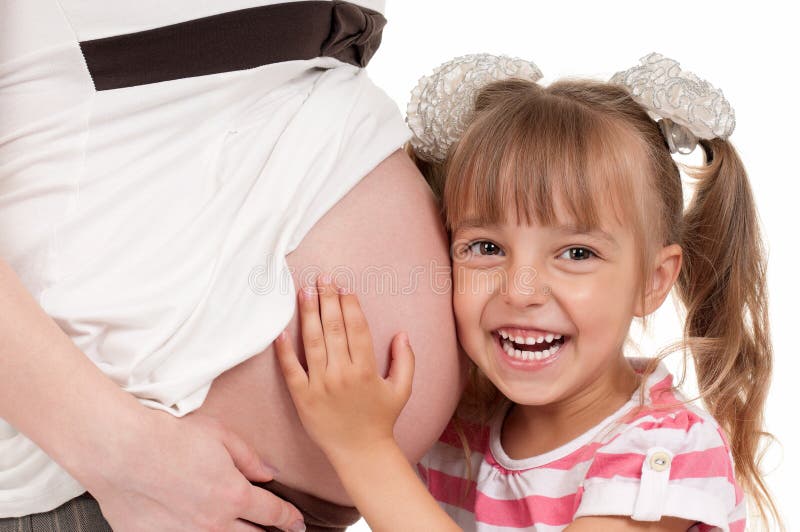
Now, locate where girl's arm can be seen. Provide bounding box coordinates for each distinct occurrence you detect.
[275,275,460,532]
[0,258,302,531]
[567,516,692,531]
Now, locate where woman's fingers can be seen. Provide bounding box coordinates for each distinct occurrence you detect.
[231,519,267,532]
[316,274,350,369]
[217,417,305,531]
[238,487,305,532]
[220,423,277,482]
[340,291,376,371]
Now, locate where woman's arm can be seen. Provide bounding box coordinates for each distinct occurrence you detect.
[0,258,303,531]
[275,275,460,532]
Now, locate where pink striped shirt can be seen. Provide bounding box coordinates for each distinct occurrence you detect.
[418,361,745,531]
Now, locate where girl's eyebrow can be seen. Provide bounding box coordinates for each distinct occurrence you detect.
[451,219,498,231]
[453,220,620,248]
[554,224,619,248]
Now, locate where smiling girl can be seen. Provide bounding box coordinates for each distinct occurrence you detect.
[274,54,778,531]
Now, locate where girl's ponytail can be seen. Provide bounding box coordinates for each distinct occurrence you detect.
[676,138,779,526]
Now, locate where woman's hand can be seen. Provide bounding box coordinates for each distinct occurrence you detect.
[274,274,415,462]
[0,258,304,531]
[86,410,306,532]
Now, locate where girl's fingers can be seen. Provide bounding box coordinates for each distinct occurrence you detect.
[339,290,376,371]
[316,274,350,369]
[297,285,326,379]
[387,332,415,402]
[274,330,309,397]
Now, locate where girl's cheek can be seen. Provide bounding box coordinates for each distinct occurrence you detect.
[567,276,637,341]
[453,266,499,304]
[553,274,598,305]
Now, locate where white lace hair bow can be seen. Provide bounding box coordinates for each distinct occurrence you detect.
[406,52,735,162]
[611,52,736,154]
[406,53,543,162]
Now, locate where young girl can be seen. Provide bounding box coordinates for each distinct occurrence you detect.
[274,53,778,531]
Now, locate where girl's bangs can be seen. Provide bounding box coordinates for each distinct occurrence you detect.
[444,88,647,235]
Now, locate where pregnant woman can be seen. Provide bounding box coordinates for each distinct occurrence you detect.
[0,1,463,530]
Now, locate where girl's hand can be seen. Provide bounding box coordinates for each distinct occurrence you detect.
[274,275,415,461]
[276,276,459,532]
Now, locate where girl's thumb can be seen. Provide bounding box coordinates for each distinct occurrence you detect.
[388,332,415,401]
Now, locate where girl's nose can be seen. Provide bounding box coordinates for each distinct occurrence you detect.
[500,263,550,308]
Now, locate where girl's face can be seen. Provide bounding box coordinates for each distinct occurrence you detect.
[451,196,643,409]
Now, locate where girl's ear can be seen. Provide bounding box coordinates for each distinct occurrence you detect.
[634,244,683,317]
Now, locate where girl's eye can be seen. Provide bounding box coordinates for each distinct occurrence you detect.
[468,241,503,256]
[560,247,596,261]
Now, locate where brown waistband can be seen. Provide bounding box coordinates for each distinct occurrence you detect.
[80,1,387,91]
[254,480,361,532]
[12,486,358,532]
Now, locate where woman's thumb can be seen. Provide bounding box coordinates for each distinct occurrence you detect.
[388,332,415,400]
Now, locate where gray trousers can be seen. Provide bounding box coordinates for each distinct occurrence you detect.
[0,480,360,531]
[0,493,111,532]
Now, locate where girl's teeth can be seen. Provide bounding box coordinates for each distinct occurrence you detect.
[500,335,565,362]
[498,329,567,345]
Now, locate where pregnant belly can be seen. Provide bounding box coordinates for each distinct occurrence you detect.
[192,151,465,505]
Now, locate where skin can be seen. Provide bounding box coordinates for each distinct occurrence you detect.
[0,150,462,530]
[275,190,692,531]
[0,257,302,532]
[276,276,460,532]
[194,150,464,506]
[450,204,645,457]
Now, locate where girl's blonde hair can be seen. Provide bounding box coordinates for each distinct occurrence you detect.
[410,78,778,526]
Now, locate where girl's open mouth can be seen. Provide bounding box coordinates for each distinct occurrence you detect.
[493,328,569,367]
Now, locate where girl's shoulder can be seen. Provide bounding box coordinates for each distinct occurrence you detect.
[612,359,734,458]
[575,362,745,529]
[595,398,736,478]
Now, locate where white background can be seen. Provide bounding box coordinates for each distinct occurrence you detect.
[353,1,798,530]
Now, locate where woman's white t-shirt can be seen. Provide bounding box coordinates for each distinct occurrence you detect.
[0,0,408,516]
